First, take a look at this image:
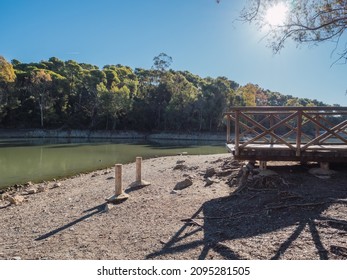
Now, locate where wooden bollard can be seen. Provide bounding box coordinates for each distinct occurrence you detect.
[115,164,123,196]
[136,157,142,182]
[130,157,151,188]
[106,164,129,203]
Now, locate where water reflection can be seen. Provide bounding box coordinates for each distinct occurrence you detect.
[0,138,225,188]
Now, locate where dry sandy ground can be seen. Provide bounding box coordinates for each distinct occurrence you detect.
[0,153,346,260]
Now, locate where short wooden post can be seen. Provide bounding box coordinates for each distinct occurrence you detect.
[129,157,151,188]
[136,157,142,182]
[106,164,129,203]
[115,164,123,196]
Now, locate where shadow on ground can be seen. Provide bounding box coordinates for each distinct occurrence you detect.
[147,164,347,260]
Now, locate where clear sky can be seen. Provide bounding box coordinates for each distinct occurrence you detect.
[1,0,346,106]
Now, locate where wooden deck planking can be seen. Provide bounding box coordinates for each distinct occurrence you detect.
[226,143,347,162]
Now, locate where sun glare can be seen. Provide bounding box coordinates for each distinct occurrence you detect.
[265,2,288,26]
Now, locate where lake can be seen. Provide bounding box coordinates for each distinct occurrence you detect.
[0,138,227,189]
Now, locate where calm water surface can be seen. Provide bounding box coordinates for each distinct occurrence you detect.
[0,138,227,188]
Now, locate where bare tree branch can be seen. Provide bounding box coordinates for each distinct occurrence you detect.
[229,0,347,63]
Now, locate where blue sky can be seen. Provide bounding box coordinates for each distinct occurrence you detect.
[1,0,346,106]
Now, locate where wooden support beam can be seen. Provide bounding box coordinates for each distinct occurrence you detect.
[320,162,330,171]
[226,114,231,143]
[296,110,302,157]
[235,110,240,156]
[259,161,267,170]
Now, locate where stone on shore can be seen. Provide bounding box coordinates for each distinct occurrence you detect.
[6,195,25,205]
[174,179,193,190]
[204,167,216,178]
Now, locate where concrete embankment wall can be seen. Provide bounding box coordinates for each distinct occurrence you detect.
[0,129,229,141]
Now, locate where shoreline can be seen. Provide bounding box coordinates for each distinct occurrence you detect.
[0,136,229,190]
[1,153,346,260]
[0,129,230,141]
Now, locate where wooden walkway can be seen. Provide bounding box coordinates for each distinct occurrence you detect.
[225,106,347,163]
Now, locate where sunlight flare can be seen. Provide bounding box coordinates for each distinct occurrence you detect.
[265,2,288,26]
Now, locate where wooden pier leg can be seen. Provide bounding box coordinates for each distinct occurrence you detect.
[106,164,129,203]
[320,162,329,171]
[259,161,267,170]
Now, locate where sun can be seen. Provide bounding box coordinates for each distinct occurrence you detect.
[265,2,288,26]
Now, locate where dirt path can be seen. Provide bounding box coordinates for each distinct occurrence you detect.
[1,154,346,260]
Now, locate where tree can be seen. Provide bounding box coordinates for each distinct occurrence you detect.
[0,56,16,120]
[0,56,16,84]
[152,53,173,72]
[221,0,347,63]
[236,83,257,106]
[165,73,198,130]
[202,77,234,131]
[98,83,132,130]
[30,70,52,128]
[80,69,106,128]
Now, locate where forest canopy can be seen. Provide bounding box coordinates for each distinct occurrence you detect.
[0,55,329,131]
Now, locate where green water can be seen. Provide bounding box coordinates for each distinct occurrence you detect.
[0,138,226,189]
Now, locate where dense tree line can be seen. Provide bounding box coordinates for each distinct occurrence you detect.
[0,54,330,132]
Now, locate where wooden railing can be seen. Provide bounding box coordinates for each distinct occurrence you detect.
[225,106,347,158]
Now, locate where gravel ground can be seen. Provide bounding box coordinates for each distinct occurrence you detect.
[0,153,346,260]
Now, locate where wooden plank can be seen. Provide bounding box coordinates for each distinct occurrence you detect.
[225,106,347,112]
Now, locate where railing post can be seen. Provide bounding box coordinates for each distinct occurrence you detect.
[235,110,240,156]
[315,114,320,138]
[270,114,274,144]
[296,110,302,157]
[226,114,231,144]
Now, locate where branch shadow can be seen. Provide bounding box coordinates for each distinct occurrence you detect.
[35,202,110,241]
[147,164,347,260]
